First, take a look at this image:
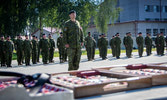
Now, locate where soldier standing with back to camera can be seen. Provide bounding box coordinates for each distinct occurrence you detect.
[63,10,84,71]
[0,35,6,67]
[136,32,144,57]
[48,34,55,63]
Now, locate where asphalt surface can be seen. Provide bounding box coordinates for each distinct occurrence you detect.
[0,51,167,100]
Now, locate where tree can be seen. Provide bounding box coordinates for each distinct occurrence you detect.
[94,0,121,34]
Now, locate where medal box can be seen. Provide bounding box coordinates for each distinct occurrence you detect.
[0,77,74,100]
[93,64,167,86]
[51,70,151,98]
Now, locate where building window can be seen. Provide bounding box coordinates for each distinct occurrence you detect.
[146,29,152,35]
[145,18,151,21]
[153,29,158,36]
[153,5,160,12]
[145,5,151,12]
[164,18,167,21]
[155,18,160,21]
[162,6,167,12]
[160,29,165,35]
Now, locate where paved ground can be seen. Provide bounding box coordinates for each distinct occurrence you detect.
[1,51,167,100]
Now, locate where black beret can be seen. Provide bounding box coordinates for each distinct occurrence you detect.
[101,33,104,35]
[48,34,51,36]
[7,35,10,38]
[88,32,91,34]
[69,10,76,15]
[138,32,142,34]
[42,34,45,36]
[32,35,36,37]
[60,32,63,34]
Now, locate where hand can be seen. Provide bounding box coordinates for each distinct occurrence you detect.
[65,44,69,48]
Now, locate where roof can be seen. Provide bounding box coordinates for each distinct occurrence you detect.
[31,27,61,35]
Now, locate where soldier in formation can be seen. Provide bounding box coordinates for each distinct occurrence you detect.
[0,35,6,67]
[84,32,93,61]
[15,34,24,65]
[98,35,102,58]
[57,32,65,63]
[109,35,115,57]
[92,37,96,60]
[123,33,128,57]
[39,34,50,64]
[31,35,38,64]
[136,32,144,57]
[36,36,40,63]
[125,32,133,58]
[48,34,55,63]
[5,36,14,67]
[114,33,121,59]
[63,10,84,70]
[23,35,32,66]
[145,33,152,56]
[155,33,160,55]
[159,32,165,56]
[99,34,108,60]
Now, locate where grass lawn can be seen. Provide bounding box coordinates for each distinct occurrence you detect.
[12,48,157,60]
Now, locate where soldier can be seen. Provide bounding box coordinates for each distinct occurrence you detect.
[39,34,50,64]
[100,34,108,60]
[15,35,24,65]
[23,35,32,66]
[57,32,65,63]
[114,33,121,59]
[92,37,96,60]
[136,32,144,57]
[159,32,165,56]
[155,33,160,55]
[31,35,38,64]
[5,36,14,67]
[48,34,55,63]
[145,33,152,56]
[84,32,93,61]
[0,35,6,67]
[123,33,128,57]
[98,34,102,58]
[109,35,115,57]
[36,36,40,63]
[126,32,133,58]
[63,10,84,71]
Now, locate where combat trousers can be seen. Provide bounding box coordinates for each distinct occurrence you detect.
[49,48,54,62]
[58,48,65,62]
[126,46,133,58]
[138,45,143,57]
[25,51,31,65]
[6,52,12,67]
[0,52,6,66]
[64,49,67,61]
[92,47,95,59]
[67,47,81,71]
[101,47,107,59]
[146,45,151,56]
[159,45,164,55]
[32,50,37,64]
[41,50,49,63]
[17,50,23,65]
[156,45,161,55]
[115,46,121,58]
[111,46,116,57]
[86,47,92,60]
[37,48,40,62]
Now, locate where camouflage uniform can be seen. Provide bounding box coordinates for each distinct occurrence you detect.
[123,35,128,57]
[126,35,133,58]
[100,37,108,60]
[39,37,50,64]
[84,35,93,61]
[114,36,121,59]
[63,20,83,71]
[145,35,152,56]
[15,38,24,65]
[37,39,40,62]
[5,39,14,67]
[92,38,96,60]
[31,38,38,64]
[49,37,55,63]
[57,36,65,63]
[155,35,160,55]
[0,38,6,66]
[136,34,144,57]
[98,37,102,57]
[23,39,32,66]
[159,34,165,55]
[109,37,116,57]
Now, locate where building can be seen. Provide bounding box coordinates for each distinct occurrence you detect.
[87,0,167,48]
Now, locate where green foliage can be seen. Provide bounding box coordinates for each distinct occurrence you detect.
[94,0,121,34]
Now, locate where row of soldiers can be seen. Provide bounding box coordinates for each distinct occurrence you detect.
[0,34,56,67]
